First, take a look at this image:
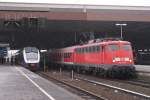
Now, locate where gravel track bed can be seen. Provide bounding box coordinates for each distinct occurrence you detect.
[43,70,149,100]
[73,73,150,96]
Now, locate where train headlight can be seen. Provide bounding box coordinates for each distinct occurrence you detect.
[125,57,129,61]
[114,57,120,61]
[125,57,132,62]
[113,57,120,62]
[113,60,116,62]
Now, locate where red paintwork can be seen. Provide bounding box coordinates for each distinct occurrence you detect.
[50,40,134,66]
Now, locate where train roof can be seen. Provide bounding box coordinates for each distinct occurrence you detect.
[76,40,131,48]
[51,40,131,53]
[23,46,38,49]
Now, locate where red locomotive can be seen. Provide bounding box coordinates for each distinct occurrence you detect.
[49,38,136,79]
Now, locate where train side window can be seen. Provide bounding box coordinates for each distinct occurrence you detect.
[67,53,68,58]
[79,48,81,53]
[84,48,86,53]
[93,46,96,52]
[81,48,83,53]
[78,48,80,53]
[76,48,80,54]
[85,47,87,53]
[86,47,88,53]
[80,48,82,53]
[80,48,83,53]
[82,48,85,53]
[79,48,82,53]
[77,49,78,53]
[96,46,100,52]
[91,46,94,52]
[69,53,72,58]
[68,53,69,58]
[77,48,79,53]
[88,47,90,53]
[89,46,92,52]
[65,53,67,58]
[82,48,84,53]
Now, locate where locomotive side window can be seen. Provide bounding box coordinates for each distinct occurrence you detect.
[76,46,101,53]
[83,48,86,53]
[85,47,88,53]
[109,44,119,51]
[96,46,100,52]
[76,48,80,54]
[92,46,96,52]
[79,48,81,53]
[78,48,81,53]
[89,46,92,52]
[122,45,131,51]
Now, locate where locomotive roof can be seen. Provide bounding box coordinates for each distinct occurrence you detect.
[77,40,131,48]
[52,40,131,53]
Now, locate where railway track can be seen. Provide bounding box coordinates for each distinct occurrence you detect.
[74,70,150,89]
[76,77,150,100]
[38,72,107,100]
[38,71,150,100]
[125,79,150,88]
[122,71,150,88]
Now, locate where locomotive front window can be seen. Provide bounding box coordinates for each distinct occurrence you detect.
[109,45,119,51]
[25,47,38,53]
[122,45,132,51]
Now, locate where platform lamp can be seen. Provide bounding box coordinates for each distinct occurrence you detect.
[115,23,127,40]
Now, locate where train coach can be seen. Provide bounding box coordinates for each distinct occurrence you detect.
[15,47,40,71]
[49,38,136,79]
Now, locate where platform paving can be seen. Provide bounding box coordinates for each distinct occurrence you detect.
[135,65,150,73]
[0,65,83,100]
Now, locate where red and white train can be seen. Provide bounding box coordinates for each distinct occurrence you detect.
[49,38,136,79]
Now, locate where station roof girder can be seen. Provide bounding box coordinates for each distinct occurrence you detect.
[0,2,150,22]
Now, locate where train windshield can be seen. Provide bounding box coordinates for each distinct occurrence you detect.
[108,44,119,51]
[121,44,132,51]
[25,47,38,53]
[26,53,38,60]
[108,44,132,51]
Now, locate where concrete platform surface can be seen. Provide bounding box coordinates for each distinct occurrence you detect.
[135,65,150,73]
[0,65,83,100]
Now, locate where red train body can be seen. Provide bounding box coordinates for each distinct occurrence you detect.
[49,39,136,78]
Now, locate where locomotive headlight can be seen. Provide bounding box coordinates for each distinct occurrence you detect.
[129,59,132,62]
[113,57,120,62]
[125,57,130,61]
[113,60,116,62]
[115,57,120,61]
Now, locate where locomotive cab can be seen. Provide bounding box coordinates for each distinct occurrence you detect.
[105,43,134,65]
[102,41,136,78]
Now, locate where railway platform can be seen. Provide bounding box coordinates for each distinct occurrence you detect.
[135,65,150,73]
[0,65,83,100]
